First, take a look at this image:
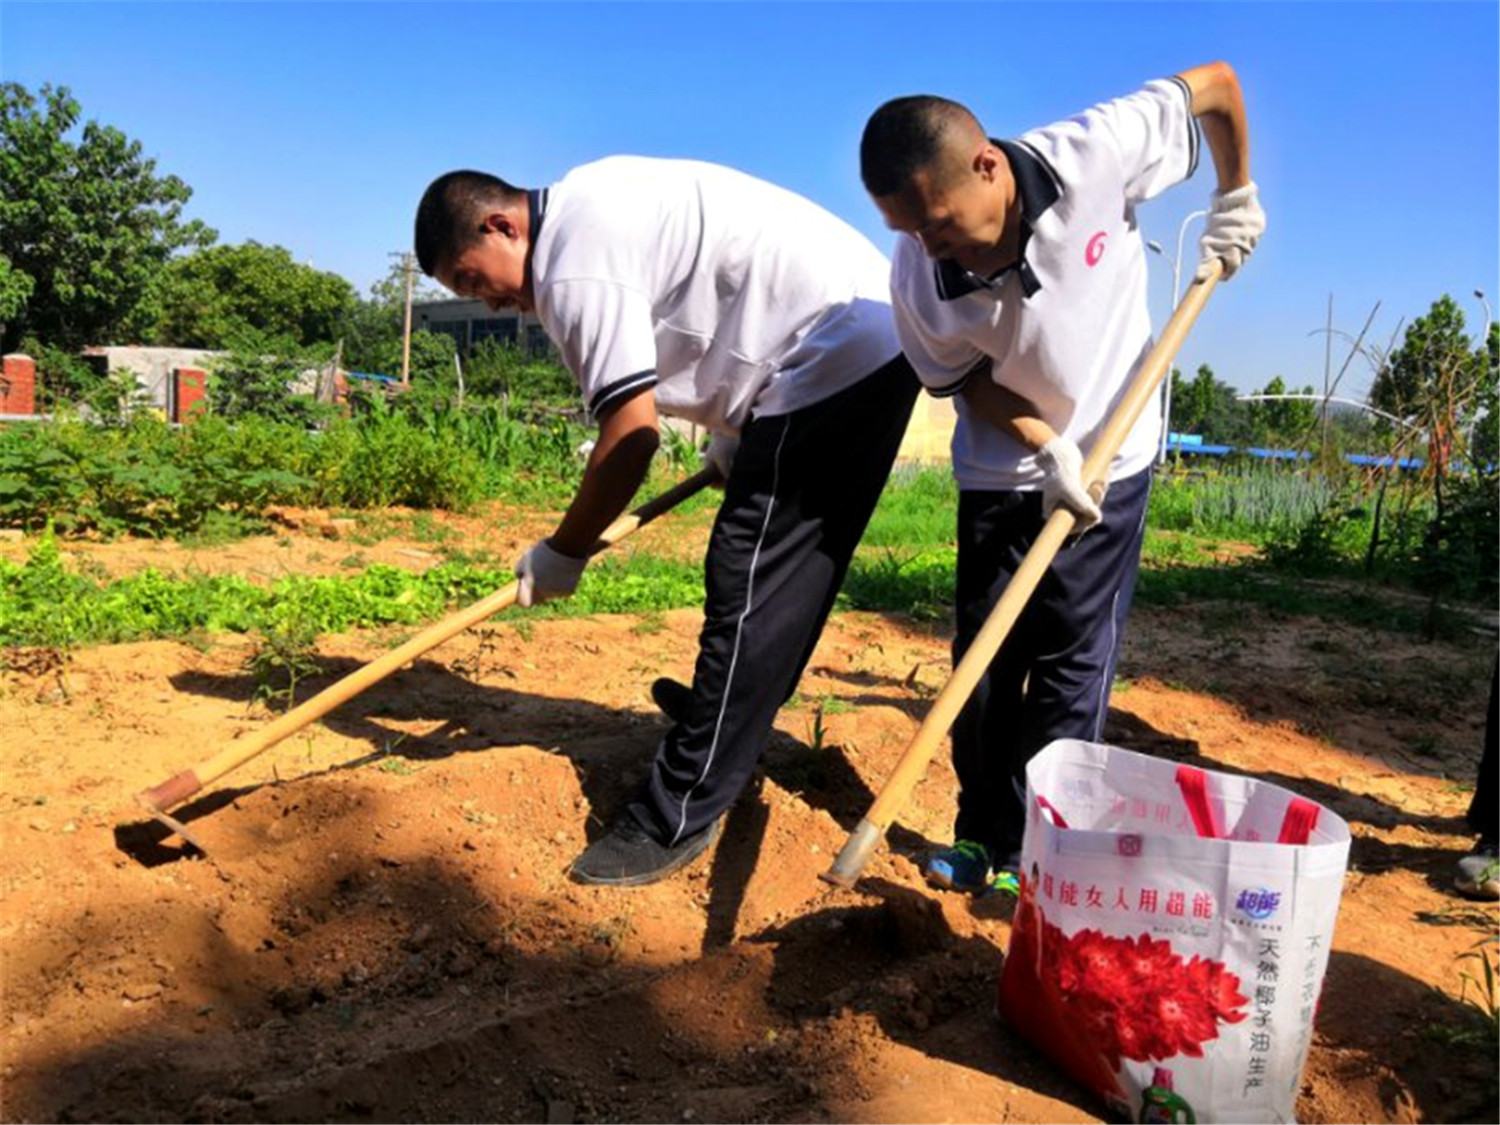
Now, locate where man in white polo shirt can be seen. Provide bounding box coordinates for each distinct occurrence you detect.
[414,157,918,886]
[859,62,1263,894]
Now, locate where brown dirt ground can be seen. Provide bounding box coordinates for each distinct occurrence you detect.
[2,512,1497,1124]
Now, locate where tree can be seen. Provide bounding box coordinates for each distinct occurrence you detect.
[0,83,214,352]
[1172,363,1239,440]
[1370,296,1498,622]
[1253,375,1319,446]
[133,241,357,349]
[1371,295,1490,478]
[341,256,443,376]
[1469,322,1498,471]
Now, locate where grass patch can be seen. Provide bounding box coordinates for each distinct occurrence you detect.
[178,509,269,548]
[862,466,957,548]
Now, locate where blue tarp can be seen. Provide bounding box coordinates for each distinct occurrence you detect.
[1244,448,1314,461]
[1345,453,1426,469]
[1165,438,1425,469]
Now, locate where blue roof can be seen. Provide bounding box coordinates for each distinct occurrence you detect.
[1165,439,1425,469]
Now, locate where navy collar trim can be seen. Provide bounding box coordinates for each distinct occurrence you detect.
[524,187,549,294]
[933,138,1062,302]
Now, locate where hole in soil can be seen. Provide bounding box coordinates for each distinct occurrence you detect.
[112,788,242,867]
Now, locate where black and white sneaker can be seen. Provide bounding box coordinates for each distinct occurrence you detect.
[569,813,722,887]
[650,677,693,726]
[1455,836,1500,900]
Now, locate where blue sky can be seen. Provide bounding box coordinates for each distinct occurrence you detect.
[3,1,1496,396]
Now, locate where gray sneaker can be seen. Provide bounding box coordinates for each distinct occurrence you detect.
[570,813,721,887]
[1455,838,1500,900]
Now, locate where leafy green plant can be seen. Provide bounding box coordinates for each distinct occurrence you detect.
[207,334,335,427]
[245,615,323,710]
[861,466,957,548]
[808,703,828,754]
[1456,934,1499,1041]
[839,548,955,622]
[1149,465,1340,544]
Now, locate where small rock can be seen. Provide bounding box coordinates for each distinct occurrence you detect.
[404,922,435,951]
[581,943,613,968]
[123,981,163,1001]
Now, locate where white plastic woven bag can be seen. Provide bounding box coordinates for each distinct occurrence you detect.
[998,739,1351,1123]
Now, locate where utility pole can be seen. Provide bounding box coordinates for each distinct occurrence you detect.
[400,251,415,387]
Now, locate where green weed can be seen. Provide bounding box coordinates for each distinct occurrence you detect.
[1429,935,1500,1051]
[245,615,323,710]
[862,466,957,548]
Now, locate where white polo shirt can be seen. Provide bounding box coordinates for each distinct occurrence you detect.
[890,77,1201,491]
[528,156,900,433]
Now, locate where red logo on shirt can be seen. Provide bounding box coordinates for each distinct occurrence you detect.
[1085,231,1107,267]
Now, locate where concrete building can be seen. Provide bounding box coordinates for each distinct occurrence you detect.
[412,299,550,358]
[81,345,225,419]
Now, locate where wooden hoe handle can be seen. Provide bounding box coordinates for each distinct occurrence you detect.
[822,264,1223,888]
[136,466,720,818]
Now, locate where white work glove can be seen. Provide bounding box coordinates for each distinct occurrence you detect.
[1195,181,1265,282]
[702,433,740,484]
[1036,436,1104,532]
[514,539,587,608]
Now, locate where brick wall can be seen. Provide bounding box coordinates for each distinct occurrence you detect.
[1,355,36,415]
[172,367,207,424]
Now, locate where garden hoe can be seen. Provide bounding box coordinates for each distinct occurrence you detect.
[821,261,1224,890]
[130,465,721,852]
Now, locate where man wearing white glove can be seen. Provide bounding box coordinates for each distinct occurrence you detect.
[1035,435,1103,531]
[514,539,588,608]
[416,157,918,886]
[1196,181,1265,283]
[861,61,1259,894]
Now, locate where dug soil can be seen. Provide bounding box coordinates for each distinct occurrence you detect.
[2,518,1496,1124]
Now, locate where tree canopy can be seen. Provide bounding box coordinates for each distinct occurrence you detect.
[133,240,358,350]
[0,82,214,352]
[1370,295,1494,472]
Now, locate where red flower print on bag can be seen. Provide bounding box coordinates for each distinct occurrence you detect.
[1003,872,1249,1089]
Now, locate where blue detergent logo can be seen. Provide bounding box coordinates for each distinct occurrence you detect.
[1235,887,1282,920]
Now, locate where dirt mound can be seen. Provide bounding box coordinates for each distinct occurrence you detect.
[3,573,1497,1122]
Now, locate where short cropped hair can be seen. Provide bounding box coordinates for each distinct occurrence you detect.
[860,95,986,197]
[413,170,525,277]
